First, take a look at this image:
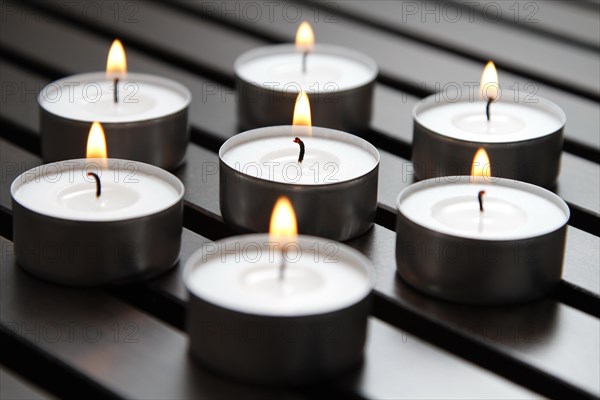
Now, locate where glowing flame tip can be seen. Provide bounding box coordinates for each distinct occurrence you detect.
[295,21,314,51]
[480,61,499,102]
[292,91,312,130]
[471,147,491,178]
[269,197,298,239]
[106,39,127,79]
[86,122,108,160]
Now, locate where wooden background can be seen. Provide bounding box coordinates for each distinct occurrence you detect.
[0,1,598,398]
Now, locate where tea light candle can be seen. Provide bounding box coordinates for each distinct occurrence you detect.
[221,132,376,185]
[11,123,184,286]
[235,22,377,133]
[39,40,191,170]
[220,93,379,241]
[400,179,568,240]
[185,198,374,385]
[14,161,180,221]
[396,150,570,304]
[412,62,566,188]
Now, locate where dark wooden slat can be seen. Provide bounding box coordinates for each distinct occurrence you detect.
[328,318,535,399]
[0,137,40,216]
[2,136,598,398]
[1,14,598,224]
[345,226,600,399]
[0,54,600,296]
[147,235,539,400]
[14,0,600,160]
[4,132,597,300]
[0,236,300,400]
[0,153,532,398]
[557,154,600,218]
[0,30,598,296]
[324,0,600,94]
[0,234,537,399]
[450,0,600,49]
[582,0,600,6]
[563,227,600,296]
[0,191,537,398]
[1,2,596,396]
[0,3,596,394]
[164,0,600,153]
[153,224,600,399]
[101,0,600,224]
[0,40,440,224]
[0,367,53,400]
[571,0,600,12]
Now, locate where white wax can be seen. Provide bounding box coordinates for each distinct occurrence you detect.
[38,72,191,123]
[398,177,569,240]
[220,126,379,185]
[12,159,183,221]
[185,235,373,316]
[415,95,565,143]
[235,44,377,92]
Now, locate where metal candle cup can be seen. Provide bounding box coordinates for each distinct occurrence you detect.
[219,126,379,241]
[39,72,191,170]
[412,92,566,188]
[235,44,377,133]
[184,234,374,385]
[11,159,184,286]
[395,176,569,305]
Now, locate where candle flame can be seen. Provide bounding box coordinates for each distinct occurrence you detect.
[106,39,127,79]
[292,91,311,126]
[480,61,499,102]
[471,148,491,178]
[87,122,108,167]
[295,21,314,52]
[269,197,298,242]
[292,90,312,136]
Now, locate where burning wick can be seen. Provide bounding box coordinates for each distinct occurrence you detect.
[302,51,308,74]
[278,250,286,281]
[113,78,119,104]
[296,21,313,74]
[87,172,102,197]
[478,190,486,212]
[480,61,497,121]
[293,137,305,163]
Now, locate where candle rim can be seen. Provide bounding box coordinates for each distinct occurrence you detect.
[183,233,375,317]
[11,158,185,222]
[219,125,380,187]
[38,72,192,123]
[234,43,378,92]
[413,89,566,143]
[396,176,570,241]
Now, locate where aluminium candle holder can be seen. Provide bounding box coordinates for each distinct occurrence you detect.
[11,159,184,286]
[219,126,379,241]
[39,72,191,171]
[395,176,569,305]
[184,234,374,386]
[235,44,377,133]
[412,92,566,188]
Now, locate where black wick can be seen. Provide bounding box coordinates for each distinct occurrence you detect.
[87,172,102,197]
[114,78,119,104]
[293,137,305,163]
[486,98,492,121]
[278,250,286,281]
[478,190,486,212]
[302,51,308,73]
